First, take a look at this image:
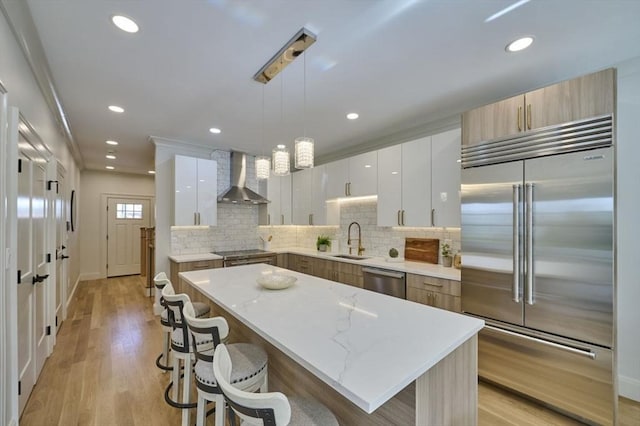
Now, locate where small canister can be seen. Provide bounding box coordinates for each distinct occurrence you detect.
[453,252,462,269]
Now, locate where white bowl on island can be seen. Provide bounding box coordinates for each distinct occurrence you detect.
[257,273,297,290]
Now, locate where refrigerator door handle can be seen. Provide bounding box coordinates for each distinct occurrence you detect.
[485,325,597,360]
[512,184,521,303]
[525,183,535,305]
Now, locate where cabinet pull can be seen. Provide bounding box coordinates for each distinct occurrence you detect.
[424,280,443,287]
[431,208,435,227]
[517,106,523,131]
[526,104,532,130]
[401,210,406,226]
[309,213,313,225]
[397,210,402,226]
[281,214,284,225]
[267,214,271,225]
[348,182,352,196]
[194,212,198,225]
[345,182,349,196]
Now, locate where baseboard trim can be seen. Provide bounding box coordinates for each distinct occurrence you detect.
[78,272,101,281]
[65,276,81,311]
[619,374,640,402]
[9,418,18,426]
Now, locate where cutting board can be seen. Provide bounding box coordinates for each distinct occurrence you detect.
[404,238,439,264]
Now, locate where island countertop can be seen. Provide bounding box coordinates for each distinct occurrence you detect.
[179,264,483,414]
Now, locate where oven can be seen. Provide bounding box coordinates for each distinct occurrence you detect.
[213,249,277,268]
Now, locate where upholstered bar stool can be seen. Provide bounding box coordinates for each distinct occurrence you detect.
[162,287,213,426]
[213,344,338,426]
[155,273,210,372]
[183,301,268,426]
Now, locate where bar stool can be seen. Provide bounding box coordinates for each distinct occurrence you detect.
[183,301,268,426]
[213,344,338,426]
[155,274,210,372]
[162,288,213,426]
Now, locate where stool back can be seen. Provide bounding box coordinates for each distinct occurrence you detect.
[161,289,191,351]
[183,302,229,363]
[213,344,290,426]
[153,272,171,289]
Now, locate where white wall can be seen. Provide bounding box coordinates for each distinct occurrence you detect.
[0,8,81,426]
[78,170,155,279]
[616,56,640,401]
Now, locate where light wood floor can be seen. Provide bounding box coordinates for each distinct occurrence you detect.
[20,276,640,426]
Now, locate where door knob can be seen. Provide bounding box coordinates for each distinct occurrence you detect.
[32,274,50,285]
[61,255,70,259]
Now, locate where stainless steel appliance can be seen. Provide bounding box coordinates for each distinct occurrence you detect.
[213,249,277,267]
[362,267,406,299]
[461,115,616,425]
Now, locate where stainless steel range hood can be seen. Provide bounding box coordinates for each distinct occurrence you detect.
[217,151,270,204]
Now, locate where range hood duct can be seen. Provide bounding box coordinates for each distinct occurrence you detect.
[218,151,270,205]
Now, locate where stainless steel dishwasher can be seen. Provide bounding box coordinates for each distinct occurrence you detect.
[362,267,406,299]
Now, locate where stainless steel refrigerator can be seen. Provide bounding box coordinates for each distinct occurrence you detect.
[461,115,616,425]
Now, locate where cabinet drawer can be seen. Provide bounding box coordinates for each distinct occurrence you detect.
[407,287,461,312]
[407,273,460,296]
[180,260,222,271]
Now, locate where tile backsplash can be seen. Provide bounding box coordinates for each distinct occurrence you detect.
[172,196,460,262]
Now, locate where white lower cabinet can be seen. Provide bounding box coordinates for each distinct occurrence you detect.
[174,155,217,226]
[267,174,292,225]
[377,129,461,227]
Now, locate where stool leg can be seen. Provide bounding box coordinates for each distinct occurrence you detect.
[196,392,206,426]
[182,358,192,426]
[162,331,171,372]
[171,355,180,403]
[214,394,225,426]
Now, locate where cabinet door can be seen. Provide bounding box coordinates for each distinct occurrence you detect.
[267,175,282,225]
[292,169,312,225]
[462,95,524,146]
[311,165,328,225]
[325,159,349,199]
[280,174,292,225]
[431,129,461,227]
[174,155,197,225]
[377,144,403,226]
[402,136,432,226]
[196,158,217,225]
[526,68,615,130]
[348,151,377,196]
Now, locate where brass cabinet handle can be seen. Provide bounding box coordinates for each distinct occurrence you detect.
[431,208,435,227]
[517,106,523,131]
[267,214,271,225]
[397,210,402,226]
[345,182,348,196]
[402,210,406,226]
[309,213,313,225]
[281,214,284,225]
[527,104,532,130]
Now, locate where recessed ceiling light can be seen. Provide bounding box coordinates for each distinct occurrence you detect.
[106,154,116,160]
[106,140,119,145]
[148,170,156,174]
[506,36,534,52]
[108,105,124,113]
[111,15,139,33]
[105,166,115,170]
[209,127,222,134]
[346,113,359,120]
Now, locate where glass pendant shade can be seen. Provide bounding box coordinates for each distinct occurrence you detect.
[255,156,270,180]
[272,145,290,176]
[294,137,314,169]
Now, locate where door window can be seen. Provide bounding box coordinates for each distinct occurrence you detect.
[116,203,143,219]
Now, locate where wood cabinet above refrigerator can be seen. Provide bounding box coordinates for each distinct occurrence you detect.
[462,68,615,146]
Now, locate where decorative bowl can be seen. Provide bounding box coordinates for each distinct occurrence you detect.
[257,274,297,290]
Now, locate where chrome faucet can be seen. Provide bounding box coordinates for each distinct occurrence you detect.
[347,221,365,256]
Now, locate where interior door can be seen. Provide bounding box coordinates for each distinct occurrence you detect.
[54,167,67,332]
[107,197,151,277]
[461,161,524,325]
[17,137,50,414]
[524,148,613,347]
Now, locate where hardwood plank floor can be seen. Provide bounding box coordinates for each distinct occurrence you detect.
[20,276,640,425]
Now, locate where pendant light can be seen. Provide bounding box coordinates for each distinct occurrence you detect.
[294,49,314,169]
[255,86,270,180]
[272,64,290,176]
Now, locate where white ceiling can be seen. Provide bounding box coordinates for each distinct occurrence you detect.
[23,0,640,174]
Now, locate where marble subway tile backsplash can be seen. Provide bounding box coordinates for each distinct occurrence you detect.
[171,197,460,262]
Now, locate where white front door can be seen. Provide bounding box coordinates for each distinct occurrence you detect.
[107,197,150,277]
[17,133,50,415]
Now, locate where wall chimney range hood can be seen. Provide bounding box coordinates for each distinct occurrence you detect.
[218,151,270,205]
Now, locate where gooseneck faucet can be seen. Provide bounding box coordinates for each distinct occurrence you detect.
[347,221,365,256]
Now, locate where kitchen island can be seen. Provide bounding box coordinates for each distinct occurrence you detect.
[179,264,483,425]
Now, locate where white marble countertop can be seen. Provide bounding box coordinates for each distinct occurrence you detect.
[168,253,222,262]
[170,247,460,281]
[180,264,483,413]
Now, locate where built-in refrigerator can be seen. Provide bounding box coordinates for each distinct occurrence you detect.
[461,114,616,425]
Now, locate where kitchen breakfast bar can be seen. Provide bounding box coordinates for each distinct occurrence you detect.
[179,264,484,426]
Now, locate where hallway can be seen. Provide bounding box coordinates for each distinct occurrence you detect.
[19,276,640,426]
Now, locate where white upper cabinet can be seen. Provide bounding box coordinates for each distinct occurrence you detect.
[311,165,328,225]
[267,174,292,225]
[326,152,378,199]
[174,155,217,226]
[376,129,461,228]
[431,128,461,227]
[292,165,329,225]
[377,137,431,227]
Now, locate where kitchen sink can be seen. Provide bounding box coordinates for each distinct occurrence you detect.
[331,254,370,261]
